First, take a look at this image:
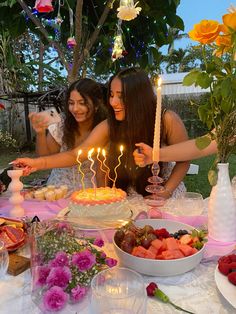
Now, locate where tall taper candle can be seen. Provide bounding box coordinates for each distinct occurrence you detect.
[153,77,162,162]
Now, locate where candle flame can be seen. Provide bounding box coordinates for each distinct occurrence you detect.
[88,148,94,157]
[97,147,101,153]
[120,145,123,152]
[78,149,82,156]
[102,149,106,157]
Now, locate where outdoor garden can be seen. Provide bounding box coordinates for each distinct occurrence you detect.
[1,1,236,198]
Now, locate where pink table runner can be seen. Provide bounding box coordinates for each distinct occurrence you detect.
[0,197,70,220]
[1,197,235,259]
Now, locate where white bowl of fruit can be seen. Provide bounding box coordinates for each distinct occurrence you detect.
[113,219,207,276]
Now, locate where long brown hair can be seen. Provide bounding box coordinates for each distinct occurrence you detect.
[63,78,107,149]
[106,68,157,196]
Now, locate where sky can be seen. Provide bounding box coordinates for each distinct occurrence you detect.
[174,0,234,49]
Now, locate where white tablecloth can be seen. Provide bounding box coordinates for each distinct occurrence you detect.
[0,247,235,314]
[0,195,236,313]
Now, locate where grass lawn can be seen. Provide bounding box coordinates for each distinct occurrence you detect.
[1,151,236,198]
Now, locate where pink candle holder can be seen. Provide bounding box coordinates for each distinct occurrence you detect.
[145,162,165,218]
[7,169,24,218]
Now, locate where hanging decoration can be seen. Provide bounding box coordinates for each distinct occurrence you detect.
[55,0,63,26]
[117,0,142,21]
[67,37,76,49]
[34,0,54,13]
[111,20,127,61]
[67,6,76,49]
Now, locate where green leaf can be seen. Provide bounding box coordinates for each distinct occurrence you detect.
[221,99,232,114]
[195,135,212,150]
[183,71,200,86]
[208,169,218,186]
[221,77,232,98]
[196,72,212,89]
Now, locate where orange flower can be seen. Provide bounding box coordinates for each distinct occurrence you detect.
[189,20,221,44]
[223,12,236,32]
[214,35,232,56]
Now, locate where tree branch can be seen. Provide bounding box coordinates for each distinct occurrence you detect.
[73,0,115,79]
[16,0,70,73]
[69,0,83,83]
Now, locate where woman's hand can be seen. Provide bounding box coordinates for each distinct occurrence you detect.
[133,143,153,167]
[11,158,41,175]
[29,112,49,134]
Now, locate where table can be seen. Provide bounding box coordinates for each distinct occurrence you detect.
[0,196,236,314]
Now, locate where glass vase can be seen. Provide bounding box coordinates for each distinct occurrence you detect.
[208,163,236,242]
[29,218,117,313]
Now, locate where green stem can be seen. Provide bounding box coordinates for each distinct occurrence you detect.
[169,300,195,314]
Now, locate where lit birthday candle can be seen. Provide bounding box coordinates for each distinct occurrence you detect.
[76,149,85,190]
[88,148,96,196]
[102,149,115,186]
[153,77,162,162]
[113,145,124,188]
[97,148,108,186]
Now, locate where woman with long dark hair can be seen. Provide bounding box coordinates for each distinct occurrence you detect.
[14,68,189,198]
[29,78,107,189]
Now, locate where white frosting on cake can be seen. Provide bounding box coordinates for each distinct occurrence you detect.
[68,187,128,218]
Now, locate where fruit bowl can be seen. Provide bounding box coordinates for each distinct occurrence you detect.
[113,219,205,276]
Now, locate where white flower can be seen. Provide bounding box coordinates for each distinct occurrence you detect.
[117,2,142,21]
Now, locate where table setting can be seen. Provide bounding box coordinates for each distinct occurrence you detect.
[1,184,236,314]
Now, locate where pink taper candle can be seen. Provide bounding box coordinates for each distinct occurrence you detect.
[153,78,162,162]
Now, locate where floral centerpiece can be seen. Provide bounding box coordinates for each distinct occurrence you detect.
[183,6,236,242]
[183,6,236,183]
[30,219,117,313]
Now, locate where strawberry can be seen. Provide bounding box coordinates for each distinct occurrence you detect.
[218,262,231,275]
[154,228,170,239]
[228,254,236,263]
[218,255,232,264]
[227,272,236,285]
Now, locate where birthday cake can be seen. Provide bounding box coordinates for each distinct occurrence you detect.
[68,187,128,218]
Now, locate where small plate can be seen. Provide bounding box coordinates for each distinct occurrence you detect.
[215,265,236,308]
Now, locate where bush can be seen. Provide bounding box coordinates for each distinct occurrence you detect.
[0,130,19,152]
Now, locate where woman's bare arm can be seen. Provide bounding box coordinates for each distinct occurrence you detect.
[134,138,217,166]
[13,120,110,173]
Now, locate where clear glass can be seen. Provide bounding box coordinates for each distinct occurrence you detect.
[91,267,147,314]
[178,192,204,216]
[0,240,9,278]
[163,192,204,216]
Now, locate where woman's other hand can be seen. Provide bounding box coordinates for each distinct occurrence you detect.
[133,143,153,167]
[11,158,41,175]
[29,112,49,134]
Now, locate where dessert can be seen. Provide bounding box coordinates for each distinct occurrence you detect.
[22,184,68,201]
[68,187,128,218]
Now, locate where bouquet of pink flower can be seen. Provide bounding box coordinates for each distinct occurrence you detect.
[30,220,117,313]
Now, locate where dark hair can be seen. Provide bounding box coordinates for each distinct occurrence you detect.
[106,67,157,196]
[63,78,107,149]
